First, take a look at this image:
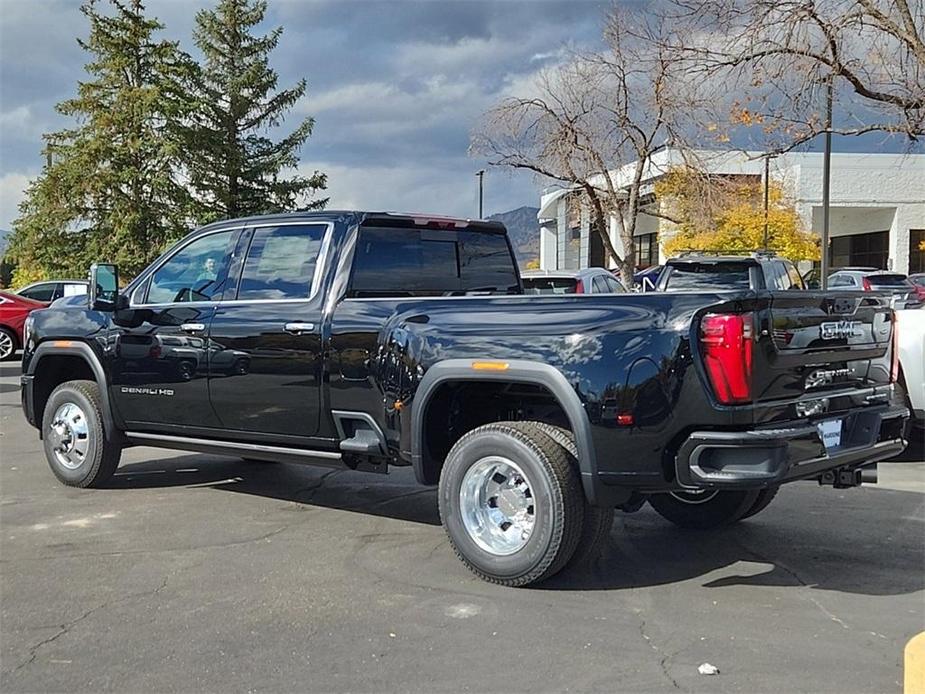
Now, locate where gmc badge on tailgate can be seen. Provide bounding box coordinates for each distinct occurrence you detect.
[819,320,862,340]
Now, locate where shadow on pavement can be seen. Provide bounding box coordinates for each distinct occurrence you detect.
[111,454,924,597]
[110,455,442,526]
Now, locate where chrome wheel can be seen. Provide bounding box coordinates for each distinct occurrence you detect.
[669,489,719,505]
[47,402,90,470]
[459,456,536,556]
[0,330,13,360]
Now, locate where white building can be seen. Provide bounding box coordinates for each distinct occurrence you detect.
[537,148,925,275]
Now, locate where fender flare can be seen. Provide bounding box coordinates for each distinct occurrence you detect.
[410,359,600,504]
[27,340,118,439]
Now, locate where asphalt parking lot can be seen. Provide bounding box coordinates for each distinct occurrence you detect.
[1,359,923,693]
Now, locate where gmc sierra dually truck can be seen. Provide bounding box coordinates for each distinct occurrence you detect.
[21,211,909,586]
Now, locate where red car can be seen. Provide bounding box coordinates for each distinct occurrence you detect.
[0,290,44,361]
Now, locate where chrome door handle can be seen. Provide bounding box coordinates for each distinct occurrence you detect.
[284,322,315,335]
[180,323,206,333]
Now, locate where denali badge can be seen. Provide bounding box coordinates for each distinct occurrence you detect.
[805,367,851,389]
[120,386,175,396]
[819,320,862,340]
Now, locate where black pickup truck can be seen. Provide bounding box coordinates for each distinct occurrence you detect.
[21,211,908,586]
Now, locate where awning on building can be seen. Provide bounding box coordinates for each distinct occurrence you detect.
[538,188,572,221]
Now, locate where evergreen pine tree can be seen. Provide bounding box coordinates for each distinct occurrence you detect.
[9,0,192,280]
[181,0,327,222]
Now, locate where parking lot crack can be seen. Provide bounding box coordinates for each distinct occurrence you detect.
[636,614,681,690]
[6,574,171,677]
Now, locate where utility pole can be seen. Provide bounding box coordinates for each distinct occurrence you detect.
[476,170,485,218]
[762,154,773,251]
[821,77,833,290]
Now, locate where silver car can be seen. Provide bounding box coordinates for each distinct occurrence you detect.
[827,270,922,309]
[521,268,626,295]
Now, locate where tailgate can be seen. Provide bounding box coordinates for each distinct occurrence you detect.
[757,291,894,403]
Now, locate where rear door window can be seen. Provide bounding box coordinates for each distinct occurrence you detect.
[784,262,804,289]
[771,261,792,290]
[662,263,753,291]
[592,276,609,293]
[349,227,519,297]
[238,224,328,300]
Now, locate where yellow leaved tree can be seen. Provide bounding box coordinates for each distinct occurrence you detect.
[657,168,819,262]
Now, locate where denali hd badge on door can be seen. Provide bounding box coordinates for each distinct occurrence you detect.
[819,320,862,340]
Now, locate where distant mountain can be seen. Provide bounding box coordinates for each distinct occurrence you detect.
[487,206,540,267]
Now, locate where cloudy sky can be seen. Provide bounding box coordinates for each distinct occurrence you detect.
[0,0,615,230]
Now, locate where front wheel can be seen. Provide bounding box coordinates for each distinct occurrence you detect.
[438,421,586,587]
[648,488,760,529]
[42,380,121,488]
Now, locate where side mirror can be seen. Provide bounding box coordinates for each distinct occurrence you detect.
[89,263,119,311]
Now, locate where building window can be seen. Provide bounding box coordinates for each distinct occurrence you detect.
[910,230,925,274]
[636,233,658,269]
[830,231,889,270]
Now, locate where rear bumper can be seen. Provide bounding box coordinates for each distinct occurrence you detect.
[675,404,908,489]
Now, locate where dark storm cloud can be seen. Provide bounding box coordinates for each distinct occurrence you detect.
[0,0,607,227]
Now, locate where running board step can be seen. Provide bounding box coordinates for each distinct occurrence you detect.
[125,432,344,468]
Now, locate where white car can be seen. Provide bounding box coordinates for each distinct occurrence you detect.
[16,280,88,303]
[896,308,925,431]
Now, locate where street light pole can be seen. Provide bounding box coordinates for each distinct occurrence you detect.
[821,78,833,290]
[763,154,771,251]
[476,170,485,218]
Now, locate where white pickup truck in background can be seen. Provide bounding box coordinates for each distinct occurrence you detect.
[897,308,925,432]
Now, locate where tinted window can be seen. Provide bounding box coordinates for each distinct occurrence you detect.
[148,230,236,304]
[592,276,609,293]
[606,276,626,293]
[867,274,909,287]
[522,277,579,295]
[349,227,518,297]
[662,263,752,291]
[771,262,792,290]
[784,262,804,289]
[238,224,327,300]
[19,284,57,302]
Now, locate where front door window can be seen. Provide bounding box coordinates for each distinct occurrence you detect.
[147,231,236,304]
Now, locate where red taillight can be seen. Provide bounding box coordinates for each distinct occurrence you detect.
[575,279,585,294]
[890,312,899,383]
[862,277,872,291]
[616,412,634,426]
[700,313,754,404]
[914,285,925,301]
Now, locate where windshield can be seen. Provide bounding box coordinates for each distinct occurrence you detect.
[662,262,752,292]
[522,277,579,295]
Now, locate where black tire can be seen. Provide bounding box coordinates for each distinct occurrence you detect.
[438,421,585,587]
[648,488,760,529]
[740,486,780,520]
[0,326,18,362]
[42,380,121,488]
[528,422,614,566]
